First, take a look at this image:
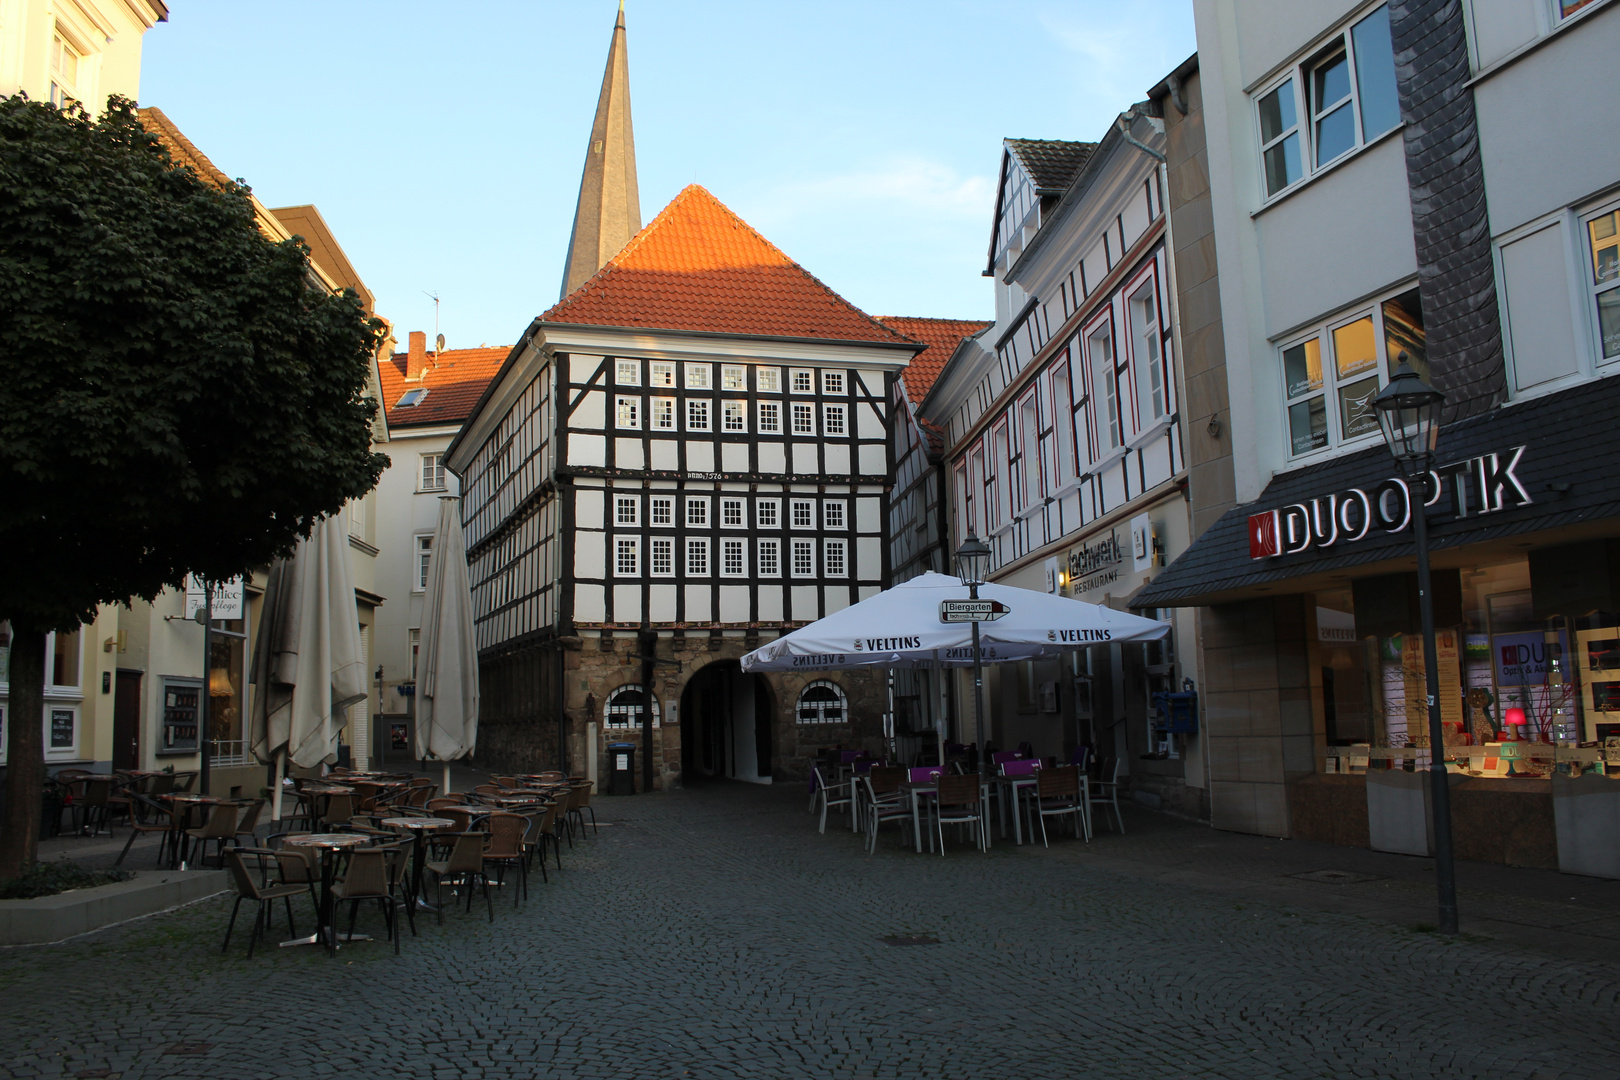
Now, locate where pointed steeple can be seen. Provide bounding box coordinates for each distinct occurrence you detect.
[560,2,642,301]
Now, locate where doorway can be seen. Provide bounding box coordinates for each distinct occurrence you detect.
[680,660,773,784]
[113,669,142,771]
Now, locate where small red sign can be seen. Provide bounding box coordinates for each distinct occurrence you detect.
[1249,510,1280,559]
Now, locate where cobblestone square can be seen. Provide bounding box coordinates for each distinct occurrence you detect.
[3,784,1618,1080]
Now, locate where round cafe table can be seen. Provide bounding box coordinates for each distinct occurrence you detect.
[281,833,371,952]
[381,817,455,910]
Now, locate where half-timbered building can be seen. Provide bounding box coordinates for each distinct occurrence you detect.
[921,113,1207,813]
[444,184,921,788]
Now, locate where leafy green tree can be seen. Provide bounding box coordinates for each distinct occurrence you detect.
[0,96,388,877]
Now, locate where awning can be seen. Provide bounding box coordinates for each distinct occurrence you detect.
[1134,377,1620,608]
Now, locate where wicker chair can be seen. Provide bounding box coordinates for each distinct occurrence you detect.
[933,775,986,854]
[424,832,494,924]
[330,845,411,953]
[114,792,180,868]
[483,813,529,907]
[185,801,244,866]
[222,848,309,957]
[1032,765,1088,845]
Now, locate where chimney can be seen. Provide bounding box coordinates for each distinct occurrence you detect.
[407,330,428,380]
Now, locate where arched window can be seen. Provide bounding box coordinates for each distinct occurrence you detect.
[796,680,848,725]
[604,684,659,729]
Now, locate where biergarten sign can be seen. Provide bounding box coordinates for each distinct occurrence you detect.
[1248,445,1532,560]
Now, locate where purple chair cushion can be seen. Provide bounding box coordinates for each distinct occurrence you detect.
[1001,759,1040,777]
[908,766,944,783]
[991,751,1023,765]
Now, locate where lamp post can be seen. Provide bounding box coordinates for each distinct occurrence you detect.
[955,535,992,775]
[1371,355,1458,935]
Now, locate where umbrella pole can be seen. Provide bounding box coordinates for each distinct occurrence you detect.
[443,761,452,796]
[271,752,285,824]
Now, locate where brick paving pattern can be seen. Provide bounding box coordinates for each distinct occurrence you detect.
[4,782,1618,1079]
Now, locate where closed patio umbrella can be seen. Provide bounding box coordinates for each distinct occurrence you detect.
[249,515,368,823]
[414,496,479,793]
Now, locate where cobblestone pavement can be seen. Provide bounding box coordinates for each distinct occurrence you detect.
[4,782,1619,1080]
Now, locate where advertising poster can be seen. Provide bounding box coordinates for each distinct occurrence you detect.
[1403,629,1463,742]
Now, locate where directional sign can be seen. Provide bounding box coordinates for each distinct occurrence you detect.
[939,599,1009,623]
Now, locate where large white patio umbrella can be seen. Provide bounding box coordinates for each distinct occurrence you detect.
[250,515,367,823]
[741,572,1166,761]
[739,572,1166,673]
[414,496,479,793]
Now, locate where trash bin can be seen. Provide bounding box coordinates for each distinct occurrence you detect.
[607,742,637,796]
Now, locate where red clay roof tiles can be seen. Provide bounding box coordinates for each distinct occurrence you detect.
[379,345,508,428]
[879,316,992,406]
[543,184,915,346]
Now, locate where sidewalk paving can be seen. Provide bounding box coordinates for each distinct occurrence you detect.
[1021,802,1620,964]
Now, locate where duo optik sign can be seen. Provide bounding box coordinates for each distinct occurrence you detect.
[1248,445,1532,560]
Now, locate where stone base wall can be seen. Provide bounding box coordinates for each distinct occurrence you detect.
[473,631,891,791]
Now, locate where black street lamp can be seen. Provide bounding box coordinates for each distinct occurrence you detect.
[1371,355,1458,935]
[955,534,992,775]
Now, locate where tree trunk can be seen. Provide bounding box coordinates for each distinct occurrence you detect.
[0,628,47,879]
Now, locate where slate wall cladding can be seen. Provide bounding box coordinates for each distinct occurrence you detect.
[1389,0,1507,423]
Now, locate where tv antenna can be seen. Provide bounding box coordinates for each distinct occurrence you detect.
[423,291,442,357]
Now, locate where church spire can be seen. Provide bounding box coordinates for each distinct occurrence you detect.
[559,3,642,301]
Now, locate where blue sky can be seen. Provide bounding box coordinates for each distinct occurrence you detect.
[141,1,1194,350]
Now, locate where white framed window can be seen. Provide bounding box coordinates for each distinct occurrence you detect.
[822,403,846,435]
[796,680,847,724]
[1253,5,1400,199]
[791,538,815,577]
[1130,278,1166,425]
[757,538,781,576]
[721,538,746,577]
[1585,205,1620,361]
[615,537,640,576]
[616,396,640,429]
[990,420,1011,527]
[723,401,746,432]
[685,363,710,389]
[49,30,80,109]
[420,453,447,492]
[822,370,845,395]
[686,538,709,576]
[615,494,639,526]
[652,397,676,429]
[604,684,659,729]
[1049,362,1077,487]
[721,498,745,527]
[824,539,847,577]
[650,362,675,388]
[721,365,747,390]
[1017,390,1042,508]
[687,399,710,431]
[790,369,814,393]
[758,401,781,433]
[650,537,674,577]
[415,534,434,591]
[757,367,781,392]
[823,500,846,529]
[792,403,815,435]
[1087,316,1123,452]
[791,499,815,529]
[616,359,639,385]
[1558,0,1608,21]
[650,496,674,526]
[757,498,780,528]
[686,497,709,527]
[1281,285,1424,458]
[409,628,421,679]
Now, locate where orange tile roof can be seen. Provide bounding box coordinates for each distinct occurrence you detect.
[379,345,509,428]
[878,316,992,405]
[544,185,915,345]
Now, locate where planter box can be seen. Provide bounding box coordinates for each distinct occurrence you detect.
[1553,773,1620,880]
[1366,768,1464,856]
[0,870,227,945]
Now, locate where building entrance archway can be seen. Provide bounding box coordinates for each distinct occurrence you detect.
[680,660,773,785]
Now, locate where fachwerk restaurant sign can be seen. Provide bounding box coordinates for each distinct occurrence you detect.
[1248,445,1531,559]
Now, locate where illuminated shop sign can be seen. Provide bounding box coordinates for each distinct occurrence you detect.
[1248,446,1531,560]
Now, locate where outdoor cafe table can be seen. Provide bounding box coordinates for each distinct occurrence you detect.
[280,833,372,952]
[381,817,455,911]
[901,776,992,854]
[158,793,229,868]
[993,771,1040,845]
